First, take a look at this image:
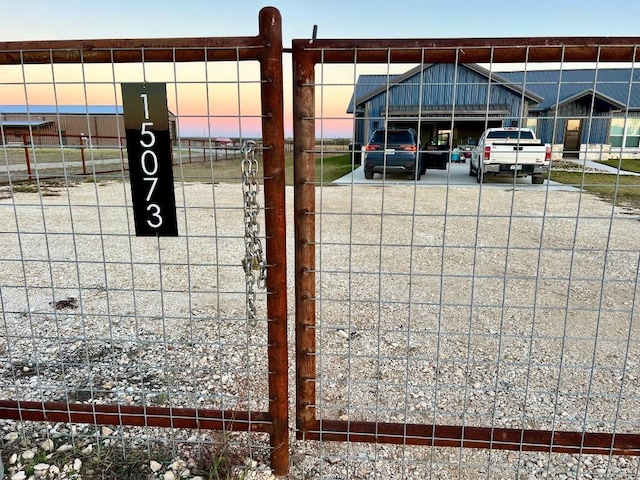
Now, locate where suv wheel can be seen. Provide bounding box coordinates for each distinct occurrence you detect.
[364,170,374,180]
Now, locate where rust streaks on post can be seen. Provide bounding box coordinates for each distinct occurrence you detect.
[292,39,317,442]
[257,7,289,477]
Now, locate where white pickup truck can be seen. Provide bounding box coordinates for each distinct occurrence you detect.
[469,127,551,184]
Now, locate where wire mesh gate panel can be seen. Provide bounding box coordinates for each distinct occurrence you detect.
[0,7,288,476]
[292,39,640,478]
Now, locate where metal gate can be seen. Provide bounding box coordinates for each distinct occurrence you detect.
[293,38,640,477]
[0,7,288,476]
[3,8,640,478]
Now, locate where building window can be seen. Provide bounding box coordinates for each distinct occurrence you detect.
[610,118,640,148]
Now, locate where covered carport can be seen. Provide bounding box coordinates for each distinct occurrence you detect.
[0,120,54,145]
[384,104,510,148]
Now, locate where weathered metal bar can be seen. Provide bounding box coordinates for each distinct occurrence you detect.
[0,38,265,65]
[257,7,289,477]
[0,400,271,432]
[292,41,317,440]
[5,36,638,67]
[304,420,640,456]
[291,37,640,64]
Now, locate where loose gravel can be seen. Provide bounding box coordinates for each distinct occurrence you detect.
[1,180,639,479]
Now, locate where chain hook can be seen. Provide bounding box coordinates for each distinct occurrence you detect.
[241,139,256,154]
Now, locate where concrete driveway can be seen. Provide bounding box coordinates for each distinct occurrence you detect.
[333,160,577,190]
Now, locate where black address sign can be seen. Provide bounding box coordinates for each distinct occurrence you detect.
[121,83,178,236]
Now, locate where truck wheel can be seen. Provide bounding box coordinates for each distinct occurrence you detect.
[364,170,374,180]
[439,161,447,170]
[477,169,487,183]
[532,175,545,185]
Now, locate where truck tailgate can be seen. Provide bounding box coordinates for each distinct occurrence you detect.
[488,142,548,164]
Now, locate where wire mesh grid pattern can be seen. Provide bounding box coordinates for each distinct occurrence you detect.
[2,12,640,478]
[0,8,288,476]
[292,40,640,478]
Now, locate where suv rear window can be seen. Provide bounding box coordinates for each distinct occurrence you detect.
[370,130,414,144]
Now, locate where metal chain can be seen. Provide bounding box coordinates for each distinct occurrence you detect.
[241,140,267,326]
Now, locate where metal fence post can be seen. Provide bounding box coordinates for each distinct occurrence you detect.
[292,41,317,438]
[80,144,86,175]
[258,7,289,476]
[22,134,32,180]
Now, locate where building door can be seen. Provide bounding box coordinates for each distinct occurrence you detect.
[563,119,582,158]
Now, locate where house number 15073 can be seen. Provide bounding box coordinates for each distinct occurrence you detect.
[139,93,162,228]
[122,83,178,236]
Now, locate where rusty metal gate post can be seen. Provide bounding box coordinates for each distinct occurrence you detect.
[256,7,289,476]
[292,40,317,439]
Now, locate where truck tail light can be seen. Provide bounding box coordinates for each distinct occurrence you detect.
[401,145,417,151]
[483,146,491,160]
[545,145,551,161]
[365,144,379,151]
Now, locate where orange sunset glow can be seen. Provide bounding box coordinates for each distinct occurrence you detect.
[1,58,419,138]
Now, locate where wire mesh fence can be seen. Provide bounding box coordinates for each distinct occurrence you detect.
[1,134,244,183]
[292,39,640,478]
[3,9,640,479]
[0,7,288,478]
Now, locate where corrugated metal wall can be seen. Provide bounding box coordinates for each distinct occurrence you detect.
[1,114,124,146]
[537,107,611,146]
[362,64,529,139]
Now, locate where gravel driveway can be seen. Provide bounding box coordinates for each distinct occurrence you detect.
[1,180,639,479]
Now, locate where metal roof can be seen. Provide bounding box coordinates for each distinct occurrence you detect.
[348,66,640,114]
[346,74,390,114]
[0,120,53,127]
[0,105,123,115]
[346,64,543,114]
[498,69,640,111]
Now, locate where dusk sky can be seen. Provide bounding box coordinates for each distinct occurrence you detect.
[2,0,639,137]
[3,0,640,42]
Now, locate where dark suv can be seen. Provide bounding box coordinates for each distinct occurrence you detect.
[363,128,424,180]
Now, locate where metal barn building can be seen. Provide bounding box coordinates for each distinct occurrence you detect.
[348,64,640,159]
[1,105,178,147]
